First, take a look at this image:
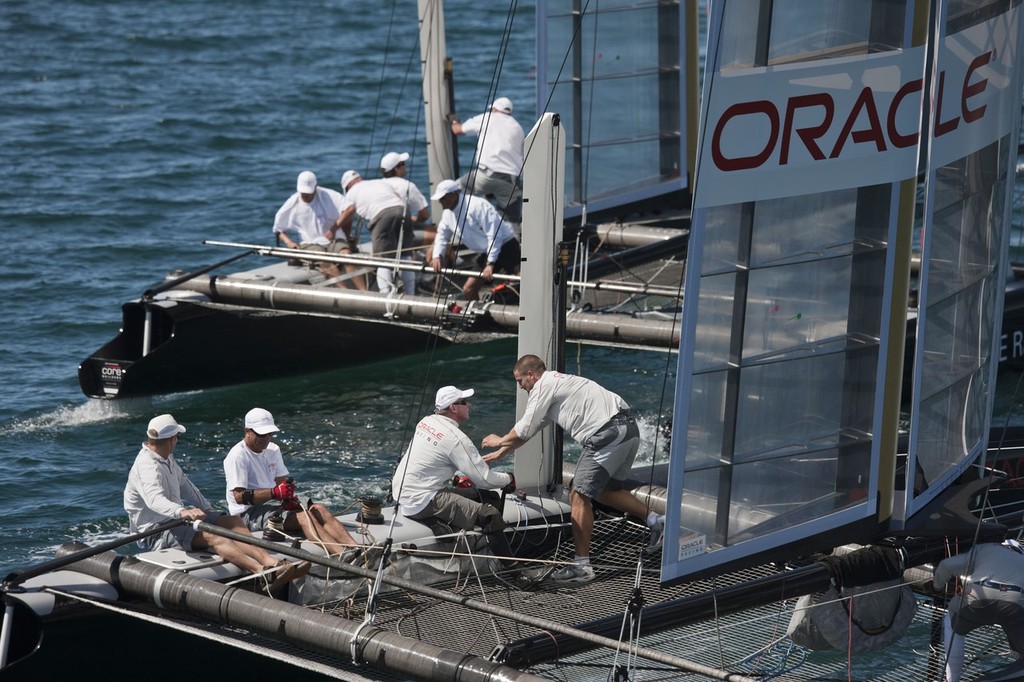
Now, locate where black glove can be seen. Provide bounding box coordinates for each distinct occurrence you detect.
[501,474,516,495]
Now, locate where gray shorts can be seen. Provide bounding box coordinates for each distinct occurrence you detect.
[240,503,285,532]
[949,589,1024,654]
[148,511,223,551]
[370,206,413,257]
[571,412,640,500]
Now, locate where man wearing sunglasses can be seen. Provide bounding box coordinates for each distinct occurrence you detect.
[391,386,518,571]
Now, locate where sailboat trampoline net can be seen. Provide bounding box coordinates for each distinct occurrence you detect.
[240,514,1009,681]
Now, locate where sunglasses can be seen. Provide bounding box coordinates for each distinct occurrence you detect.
[451,399,469,406]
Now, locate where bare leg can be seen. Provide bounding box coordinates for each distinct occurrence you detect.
[568,488,594,558]
[193,532,263,573]
[308,503,357,551]
[595,488,650,522]
[462,276,481,300]
[215,515,279,569]
[285,504,356,556]
[344,262,368,290]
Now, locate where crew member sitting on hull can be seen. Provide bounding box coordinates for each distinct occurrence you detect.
[391,386,518,571]
[224,407,357,560]
[933,539,1024,682]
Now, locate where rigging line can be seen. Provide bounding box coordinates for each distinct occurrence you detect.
[363,0,401,173]
[378,9,426,156]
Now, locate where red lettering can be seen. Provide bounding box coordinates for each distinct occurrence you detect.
[888,78,923,148]
[962,51,993,123]
[707,51,992,172]
[712,100,779,171]
[779,93,833,164]
[935,71,960,136]
[829,87,886,158]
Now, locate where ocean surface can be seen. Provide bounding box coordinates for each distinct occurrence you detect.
[0,0,691,576]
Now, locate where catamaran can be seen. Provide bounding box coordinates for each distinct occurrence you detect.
[5,1,1024,681]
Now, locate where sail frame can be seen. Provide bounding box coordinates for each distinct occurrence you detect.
[902,1,1024,520]
[535,0,694,217]
[664,0,933,582]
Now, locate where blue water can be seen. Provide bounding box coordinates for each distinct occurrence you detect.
[0,0,688,575]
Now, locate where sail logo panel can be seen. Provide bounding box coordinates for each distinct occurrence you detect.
[665,0,926,583]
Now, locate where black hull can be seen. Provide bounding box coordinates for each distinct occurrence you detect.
[78,299,504,398]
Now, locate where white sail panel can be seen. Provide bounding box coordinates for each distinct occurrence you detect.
[536,0,689,216]
[665,0,921,582]
[904,3,1024,518]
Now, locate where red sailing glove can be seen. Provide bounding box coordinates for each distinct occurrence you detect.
[452,475,474,489]
[501,474,516,495]
[271,480,295,501]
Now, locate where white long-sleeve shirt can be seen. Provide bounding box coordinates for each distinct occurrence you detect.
[933,542,1024,589]
[391,414,512,516]
[124,444,212,537]
[431,193,516,265]
[514,371,629,444]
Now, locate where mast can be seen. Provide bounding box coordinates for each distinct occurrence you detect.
[418,0,456,215]
[513,112,565,491]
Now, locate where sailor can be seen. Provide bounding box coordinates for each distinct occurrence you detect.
[338,169,418,295]
[450,96,524,228]
[429,178,520,301]
[482,355,665,584]
[391,386,519,571]
[380,150,435,252]
[223,408,357,560]
[124,414,308,584]
[933,539,1024,682]
[272,170,366,290]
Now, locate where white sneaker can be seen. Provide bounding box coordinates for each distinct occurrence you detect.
[645,517,665,555]
[550,563,595,584]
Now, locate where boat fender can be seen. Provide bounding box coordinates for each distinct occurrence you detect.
[786,579,917,653]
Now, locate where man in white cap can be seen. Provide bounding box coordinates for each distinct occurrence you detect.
[380,151,434,248]
[223,408,357,560]
[124,414,308,585]
[933,539,1024,681]
[391,386,518,570]
[430,179,520,301]
[450,96,524,226]
[482,355,665,584]
[338,170,418,295]
[272,170,366,290]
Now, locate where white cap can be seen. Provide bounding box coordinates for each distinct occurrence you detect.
[380,151,410,173]
[147,414,186,440]
[341,170,361,192]
[296,170,317,193]
[244,407,280,435]
[491,97,513,114]
[435,386,474,410]
[430,178,461,201]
